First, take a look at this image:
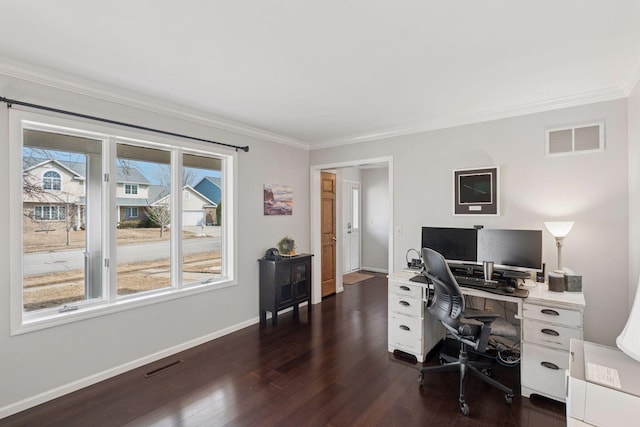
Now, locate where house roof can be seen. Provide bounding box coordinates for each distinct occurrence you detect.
[147,185,170,204]
[151,185,216,207]
[24,158,150,185]
[23,158,85,180]
[197,176,221,189]
[116,167,151,185]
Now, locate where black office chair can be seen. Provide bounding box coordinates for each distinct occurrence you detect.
[418,248,513,415]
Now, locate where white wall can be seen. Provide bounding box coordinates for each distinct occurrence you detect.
[629,80,640,306]
[311,99,629,347]
[340,166,361,182]
[0,75,310,416]
[361,168,389,272]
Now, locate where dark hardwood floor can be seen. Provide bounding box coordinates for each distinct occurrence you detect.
[2,272,566,426]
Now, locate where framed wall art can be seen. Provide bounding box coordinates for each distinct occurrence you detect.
[453,166,500,216]
[263,184,293,215]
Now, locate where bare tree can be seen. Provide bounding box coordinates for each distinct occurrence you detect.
[146,204,171,237]
[63,194,80,246]
[154,164,198,187]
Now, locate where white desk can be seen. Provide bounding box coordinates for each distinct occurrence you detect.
[388,271,585,402]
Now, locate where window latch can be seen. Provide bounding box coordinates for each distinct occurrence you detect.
[59,305,78,313]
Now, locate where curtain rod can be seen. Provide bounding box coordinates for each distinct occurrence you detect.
[0,96,250,152]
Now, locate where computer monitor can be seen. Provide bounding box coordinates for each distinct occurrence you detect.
[477,229,542,272]
[421,227,478,264]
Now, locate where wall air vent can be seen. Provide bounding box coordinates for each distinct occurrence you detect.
[546,122,604,156]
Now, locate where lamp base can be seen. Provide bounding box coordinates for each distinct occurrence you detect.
[548,272,565,292]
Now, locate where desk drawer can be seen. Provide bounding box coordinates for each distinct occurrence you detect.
[388,293,422,317]
[523,319,581,350]
[388,313,422,353]
[523,303,581,327]
[522,342,569,401]
[389,281,423,299]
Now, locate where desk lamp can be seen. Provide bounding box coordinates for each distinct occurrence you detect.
[617,276,640,362]
[544,221,574,272]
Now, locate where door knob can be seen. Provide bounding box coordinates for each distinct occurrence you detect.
[331,236,337,241]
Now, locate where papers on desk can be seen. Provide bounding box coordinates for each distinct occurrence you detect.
[587,362,622,389]
[583,341,640,396]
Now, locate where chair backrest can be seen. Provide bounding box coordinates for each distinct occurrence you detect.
[422,247,465,331]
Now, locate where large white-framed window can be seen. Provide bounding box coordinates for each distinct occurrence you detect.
[10,109,237,334]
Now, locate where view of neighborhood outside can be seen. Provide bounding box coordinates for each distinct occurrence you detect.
[22,131,223,312]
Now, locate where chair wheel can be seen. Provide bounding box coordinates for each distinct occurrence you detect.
[481,368,492,377]
[418,373,424,386]
[505,393,513,404]
[459,402,469,416]
[439,357,446,365]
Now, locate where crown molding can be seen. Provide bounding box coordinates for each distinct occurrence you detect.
[2,59,631,153]
[622,45,640,96]
[311,86,628,150]
[0,59,311,151]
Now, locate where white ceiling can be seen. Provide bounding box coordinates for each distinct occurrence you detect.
[1,1,639,150]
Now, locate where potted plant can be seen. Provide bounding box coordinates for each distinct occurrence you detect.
[277,236,296,255]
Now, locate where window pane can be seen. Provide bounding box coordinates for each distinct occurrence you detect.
[116,143,171,296]
[182,153,223,285]
[22,131,102,312]
[352,188,359,229]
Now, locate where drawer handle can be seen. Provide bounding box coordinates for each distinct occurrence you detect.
[399,325,411,331]
[399,285,411,291]
[541,309,560,316]
[399,300,410,307]
[540,361,560,370]
[541,328,560,336]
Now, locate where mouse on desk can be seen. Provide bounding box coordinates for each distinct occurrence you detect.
[504,286,516,293]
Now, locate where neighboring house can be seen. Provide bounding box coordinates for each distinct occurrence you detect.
[22,159,86,229]
[114,166,153,223]
[194,176,222,225]
[23,159,217,227]
[151,185,217,226]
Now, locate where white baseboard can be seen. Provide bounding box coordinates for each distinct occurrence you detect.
[0,316,260,420]
[360,266,388,273]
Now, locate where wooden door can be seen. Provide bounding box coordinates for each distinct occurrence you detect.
[320,172,336,297]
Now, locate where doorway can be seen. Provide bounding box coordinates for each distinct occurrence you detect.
[320,171,337,297]
[310,157,393,305]
[342,180,360,274]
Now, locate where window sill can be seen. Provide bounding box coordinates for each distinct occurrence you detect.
[12,278,237,336]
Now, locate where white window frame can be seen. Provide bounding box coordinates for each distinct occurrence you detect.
[34,204,66,220]
[124,183,138,195]
[10,109,237,335]
[124,207,139,218]
[42,170,62,191]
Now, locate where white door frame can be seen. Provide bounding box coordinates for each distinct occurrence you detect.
[310,156,393,305]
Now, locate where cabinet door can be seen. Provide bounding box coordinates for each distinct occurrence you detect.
[294,261,310,301]
[521,342,569,401]
[277,266,294,307]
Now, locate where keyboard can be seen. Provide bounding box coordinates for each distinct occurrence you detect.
[454,275,499,289]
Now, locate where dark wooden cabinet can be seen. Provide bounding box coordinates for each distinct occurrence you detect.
[259,254,313,325]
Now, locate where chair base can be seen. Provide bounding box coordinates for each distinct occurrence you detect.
[418,344,513,416]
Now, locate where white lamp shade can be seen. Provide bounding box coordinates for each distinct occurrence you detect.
[617,276,640,362]
[544,221,574,238]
